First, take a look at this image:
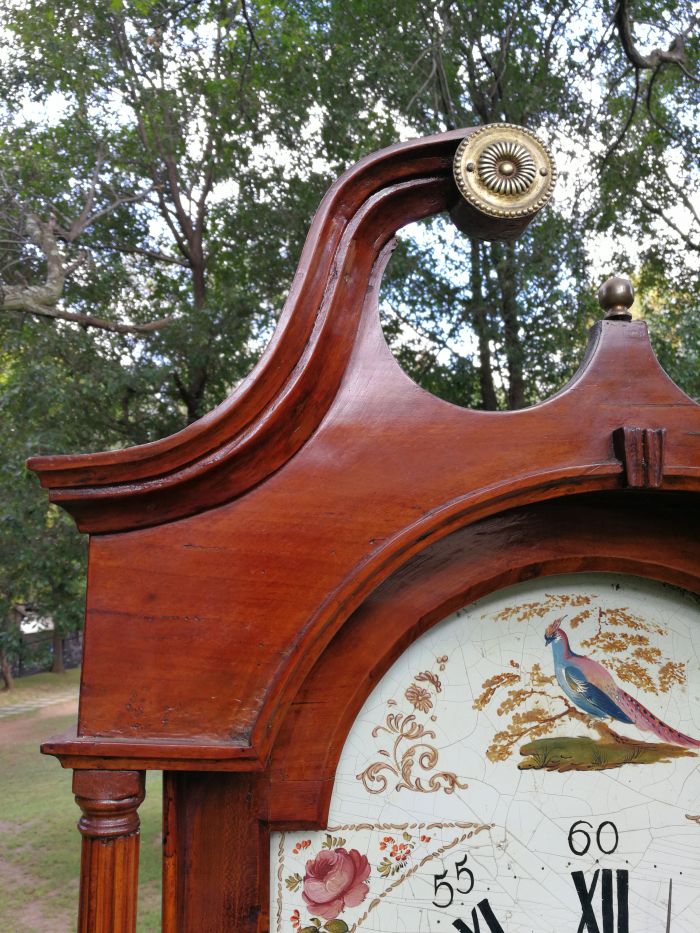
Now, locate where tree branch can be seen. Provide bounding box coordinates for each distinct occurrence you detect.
[108,14,193,262]
[96,241,189,266]
[1,296,173,334]
[639,196,700,251]
[240,0,260,52]
[602,66,641,164]
[606,0,699,150]
[614,0,698,75]
[645,63,683,141]
[384,300,462,361]
[661,164,700,229]
[0,211,173,333]
[62,188,156,243]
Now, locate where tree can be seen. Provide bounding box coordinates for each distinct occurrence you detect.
[3,1,697,414]
[0,2,360,683]
[317,0,699,408]
[0,1,337,420]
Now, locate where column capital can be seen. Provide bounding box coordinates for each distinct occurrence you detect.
[73,769,145,839]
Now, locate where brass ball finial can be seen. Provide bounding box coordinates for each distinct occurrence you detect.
[598,275,634,321]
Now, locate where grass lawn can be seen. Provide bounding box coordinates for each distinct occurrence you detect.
[0,667,81,708]
[0,672,163,931]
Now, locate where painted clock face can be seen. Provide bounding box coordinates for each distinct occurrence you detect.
[270,574,700,933]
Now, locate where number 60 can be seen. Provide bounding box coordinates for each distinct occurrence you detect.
[568,820,619,856]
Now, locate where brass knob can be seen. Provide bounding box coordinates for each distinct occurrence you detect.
[453,124,556,221]
[598,276,634,321]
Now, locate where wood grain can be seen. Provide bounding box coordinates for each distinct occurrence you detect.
[38,318,700,770]
[614,425,666,487]
[161,771,268,933]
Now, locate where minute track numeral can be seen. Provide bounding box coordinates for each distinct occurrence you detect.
[432,854,475,908]
[568,820,619,857]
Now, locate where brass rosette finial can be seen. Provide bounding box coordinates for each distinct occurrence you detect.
[453,124,556,222]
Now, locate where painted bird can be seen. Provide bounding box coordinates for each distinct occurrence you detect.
[544,616,700,748]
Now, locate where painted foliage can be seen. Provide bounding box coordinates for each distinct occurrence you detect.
[271,575,700,932]
[476,592,697,771]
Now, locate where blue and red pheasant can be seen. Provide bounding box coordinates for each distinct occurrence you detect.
[544,616,700,749]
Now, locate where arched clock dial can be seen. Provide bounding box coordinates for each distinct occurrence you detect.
[271,574,700,933]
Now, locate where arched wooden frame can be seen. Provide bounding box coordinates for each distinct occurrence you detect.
[268,488,700,827]
[39,316,700,776]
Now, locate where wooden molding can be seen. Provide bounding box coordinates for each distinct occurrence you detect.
[613,426,666,487]
[25,127,700,930]
[74,770,145,838]
[39,314,700,768]
[268,491,700,826]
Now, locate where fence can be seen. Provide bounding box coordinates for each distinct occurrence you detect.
[13,629,83,677]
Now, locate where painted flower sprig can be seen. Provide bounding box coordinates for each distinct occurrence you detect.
[377,831,431,877]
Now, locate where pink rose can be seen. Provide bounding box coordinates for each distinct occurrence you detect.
[302,847,371,920]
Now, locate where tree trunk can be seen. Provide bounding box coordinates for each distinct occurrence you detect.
[52,630,66,674]
[0,650,13,690]
[173,367,209,425]
[467,241,499,410]
[191,254,207,313]
[177,249,210,424]
[492,242,526,410]
[1,604,22,690]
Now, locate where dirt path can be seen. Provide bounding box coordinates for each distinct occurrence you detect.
[0,698,78,742]
[0,857,75,933]
[0,692,79,720]
[0,699,161,932]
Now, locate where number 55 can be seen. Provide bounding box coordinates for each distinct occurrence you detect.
[433,854,475,908]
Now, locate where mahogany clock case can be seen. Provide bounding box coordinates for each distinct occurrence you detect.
[25,126,700,931]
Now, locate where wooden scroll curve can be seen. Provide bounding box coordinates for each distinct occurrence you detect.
[28,129,473,534]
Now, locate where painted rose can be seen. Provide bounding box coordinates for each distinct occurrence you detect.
[302,847,370,920]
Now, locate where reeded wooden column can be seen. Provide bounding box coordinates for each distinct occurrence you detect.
[73,770,146,933]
